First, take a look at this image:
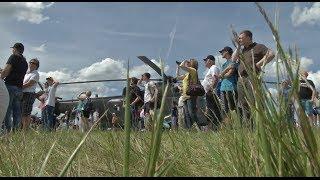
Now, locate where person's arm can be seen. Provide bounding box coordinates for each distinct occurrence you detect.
[53,80,59,88]
[179,60,193,73]
[131,89,143,106]
[0,64,12,79]
[221,68,235,79]
[256,48,275,70]
[23,80,37,89]
[231,37,241,62]
[211,69,219,88]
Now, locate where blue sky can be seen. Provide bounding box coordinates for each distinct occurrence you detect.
[0,2,319,100]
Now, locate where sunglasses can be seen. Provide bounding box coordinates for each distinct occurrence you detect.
[29,61,37,65]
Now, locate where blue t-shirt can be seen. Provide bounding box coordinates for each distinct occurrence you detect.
[220,60,239,92]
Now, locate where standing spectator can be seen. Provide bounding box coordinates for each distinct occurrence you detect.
[21,58,40,131]
[111,113,121,130]
[38,82,49,126]
[219,47,239,122]
[1,43,28,132]
[171,101,178,130]
[122,77,144,131]
[77,91,93,132]
[280,79,294,124]
[176,59,201,130]
[201,55,221,131]
[233,30,275,129]
[92,108,100,125]
[299,71,316,126]
[138,73,158,131]
[43,77,59,131]
[0,77,9,127]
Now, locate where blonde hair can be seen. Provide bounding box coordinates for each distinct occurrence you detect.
[189,59,198,70]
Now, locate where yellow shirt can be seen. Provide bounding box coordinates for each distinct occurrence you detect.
[182,67,198,100]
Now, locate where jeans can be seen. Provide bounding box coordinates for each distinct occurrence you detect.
[3,85,23,131]
[183,96,199,129]
[43,105,55,131]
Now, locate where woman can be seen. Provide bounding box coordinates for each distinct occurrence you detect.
[22,58,40,130]
[176,59,200,129]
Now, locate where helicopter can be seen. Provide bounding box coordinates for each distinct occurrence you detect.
[46,56,182,128]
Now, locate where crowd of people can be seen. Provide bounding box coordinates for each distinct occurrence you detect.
[119,30,320,132]
[0,29,319,134]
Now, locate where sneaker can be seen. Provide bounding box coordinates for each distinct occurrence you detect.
[140,129,146,132]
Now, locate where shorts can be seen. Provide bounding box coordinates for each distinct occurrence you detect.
[81,110,90,118]
[300,99,314,116]
[144,102,154,115]
[22,92,36,116]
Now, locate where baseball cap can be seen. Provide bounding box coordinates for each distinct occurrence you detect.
[203,55,215,61]
[219,46,233,55]
[46,76,53,81]
[10,43,24,53]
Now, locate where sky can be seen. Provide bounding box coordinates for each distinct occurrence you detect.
[0,2,320,106]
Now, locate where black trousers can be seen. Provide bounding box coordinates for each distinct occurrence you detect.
[205,91,222,130]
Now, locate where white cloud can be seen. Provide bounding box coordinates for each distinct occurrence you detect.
[291,2,320,26]
[32,43,46,52]
[0,2,54,24]
[37,57,170,100]
[263,56,314,79]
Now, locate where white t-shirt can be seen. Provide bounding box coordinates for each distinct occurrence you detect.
[201,65,220,93]
[23,70,39,93]
[45,85,58,107]
[93,111,99,122]
[143,81,156,103]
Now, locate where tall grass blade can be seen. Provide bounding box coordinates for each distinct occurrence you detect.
[37,140,57,177]
[123,58,131,177]
[58,109,108,177]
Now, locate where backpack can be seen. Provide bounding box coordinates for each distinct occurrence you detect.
[148,82,162,109]
[83,98,93,112]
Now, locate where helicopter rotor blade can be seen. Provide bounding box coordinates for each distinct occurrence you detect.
[137,56,168,81]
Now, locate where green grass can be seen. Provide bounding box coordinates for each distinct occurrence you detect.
[0,130,237,176]
[1,128,320,177]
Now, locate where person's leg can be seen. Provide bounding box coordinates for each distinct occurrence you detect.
[144,102,153,131]
[11,87,23,131]
[206,92,220,131]
[0,79,9,128]
[22,93,36,131]
[3,85,15,132]
[46,106,55,131]
[183,99,193,129]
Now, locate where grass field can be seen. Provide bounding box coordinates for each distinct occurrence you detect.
[0,127,319,177]
[0,129,240,177]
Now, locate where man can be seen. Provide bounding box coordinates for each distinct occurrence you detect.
[233,30,275,129]
[299,71,316,126]
[21,58,40,131]
[1,43,28,132]
[43,77,59,131]
[122,77,144,131]
[201,55,221,131]
[219,47,238,122]
[138,73,158,131]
